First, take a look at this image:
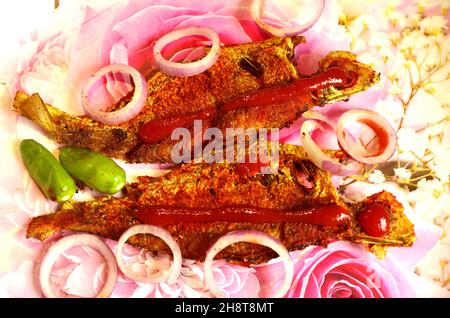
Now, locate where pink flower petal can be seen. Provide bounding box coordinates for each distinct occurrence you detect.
[387,219,442,269]
[64,249,106,297]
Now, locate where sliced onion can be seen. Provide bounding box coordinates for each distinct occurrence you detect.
[115,225,182,284]
[153,27,221,77]
[204,230,294,298]
[302,110,337,130]
[81,64,148,125]
[251,0,325,37]
[39,234,118,298]
[301,120,363,176]
[336,109,397,164]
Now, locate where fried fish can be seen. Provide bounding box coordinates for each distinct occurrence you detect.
[27,145,415,264]
[13,37,379,163]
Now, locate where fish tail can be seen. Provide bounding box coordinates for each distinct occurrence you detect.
[12,92,57,138]
[26,213,61,241]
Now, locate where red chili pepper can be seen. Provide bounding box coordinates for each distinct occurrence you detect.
[139,110,216,144]
[133,204,351,228]
[222,67,354,113]
[356,204,390,237]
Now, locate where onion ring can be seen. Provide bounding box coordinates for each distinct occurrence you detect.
[153,27,221,77]
[302,110,337,130]
[301,120,362,176]
[81,64,148,125]
[251,0,325,37]
[39,234,118,298]
[336,109,397,164]
[115,224,182,284]
[204,230,294,298]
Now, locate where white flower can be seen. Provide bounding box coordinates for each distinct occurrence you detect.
[338,0,385,20]
[396,128,428,156]
[369,32,392,49]
[399,30,427,51]
[419,16,448,36]
[407,13,422,28]
[428,141,450,183]
[394,167,412,181]
[408,178,450,221]
[416,179,446,198]
[386,10,406,28]
[357,52,378,66]
[368,169,386,184]
[375,96,404,124]
[417,0,448,12]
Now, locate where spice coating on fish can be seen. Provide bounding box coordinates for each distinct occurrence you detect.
[13,37,379,163]
[27,145,415,264]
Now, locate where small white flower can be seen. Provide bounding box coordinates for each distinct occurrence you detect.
[386,0,402,7]
[394,167,412,181]
[399,30,424,51]
[417,0,447,13]
[386,10,406,28]
[357,52,378,66]
[408,178,450,221]
[368,169,386,184]
[428,142,450,183]
[379,46,393,59]
[375,96,404,124]
[416,178,445,197]
[369,32,392,49]
[419,16,448,36]
[397,128,428,156]
[407,13,422,28]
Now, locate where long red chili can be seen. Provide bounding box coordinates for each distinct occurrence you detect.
[133,204,351,228]
[222,67,354,113]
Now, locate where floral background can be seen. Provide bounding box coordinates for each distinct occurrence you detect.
[0,0,449,297]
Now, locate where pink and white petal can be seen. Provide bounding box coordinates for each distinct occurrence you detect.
[175,15,252,44]
[0,260,41,298]
[387,220,442,270]
[229,272,260,298]
[64,253,106,297]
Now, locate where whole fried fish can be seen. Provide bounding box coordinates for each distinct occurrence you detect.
[13,37,379,163]
[27,144,415,264]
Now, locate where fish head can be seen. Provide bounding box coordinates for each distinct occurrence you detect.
[232,36,305,87]
[351,190,416,258]
[314,51,380,105]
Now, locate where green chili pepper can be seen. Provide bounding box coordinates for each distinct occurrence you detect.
[19,139,76,203]
[59,147,126,195]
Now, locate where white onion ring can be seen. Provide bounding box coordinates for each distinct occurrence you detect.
[251,0,325,37]
[115,225,182,284]
[302,110,337,130]
[39,234,118,298]
[153,27,221,77]
[336,109,397,164]
[301,120,362,176]
[204,230,294,298]
[81,64,148,125]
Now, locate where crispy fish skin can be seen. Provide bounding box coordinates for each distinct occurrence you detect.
[129,51,380,163]
[27,145,415,264]
[13,37,379,163]
[217,51,380,131]
[13,37,302,159]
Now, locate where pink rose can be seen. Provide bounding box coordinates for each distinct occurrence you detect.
[291,242,416,297]
[255,241,424,298]
[9,0,351,113]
